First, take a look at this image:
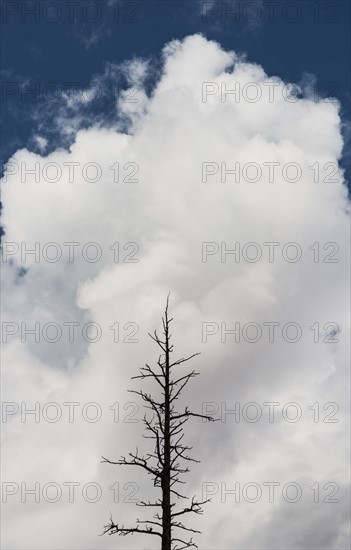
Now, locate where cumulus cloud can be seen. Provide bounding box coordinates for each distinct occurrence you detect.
[1,34,350,549]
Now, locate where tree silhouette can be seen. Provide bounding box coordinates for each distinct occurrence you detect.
[101,295,216,550]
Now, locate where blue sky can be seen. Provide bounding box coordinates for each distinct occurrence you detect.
[1,0,350,186]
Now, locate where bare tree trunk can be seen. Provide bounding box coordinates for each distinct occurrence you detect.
[162,314,171,550]
[102,296,217,549]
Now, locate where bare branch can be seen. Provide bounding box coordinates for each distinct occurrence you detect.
[102,296,215,549]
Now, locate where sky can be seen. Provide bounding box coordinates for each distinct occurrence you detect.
[1,0,351,181]
[1,1,350,549]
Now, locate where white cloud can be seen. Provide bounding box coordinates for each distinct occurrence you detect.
[1,34,350,549]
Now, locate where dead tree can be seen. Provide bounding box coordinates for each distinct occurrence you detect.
[101,295,216,550]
